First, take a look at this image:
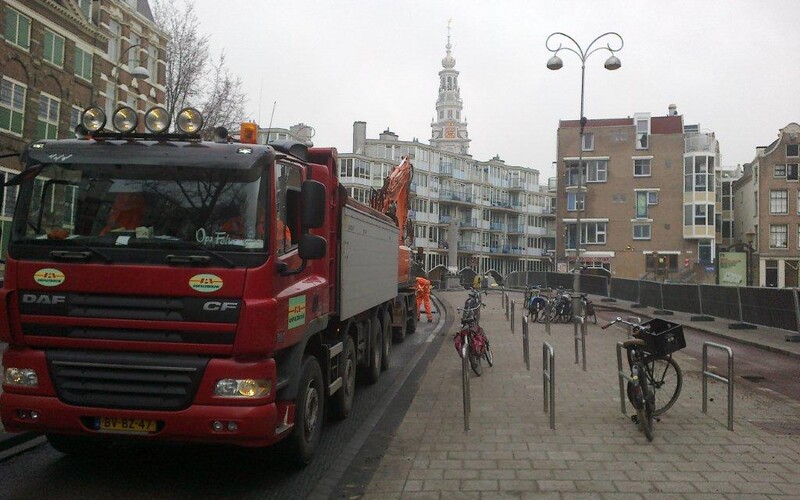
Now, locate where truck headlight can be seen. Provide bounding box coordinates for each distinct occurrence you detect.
[4,368,39,387]
[214,379,271,398]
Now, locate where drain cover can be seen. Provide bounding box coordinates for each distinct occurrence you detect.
[741,375,766,383]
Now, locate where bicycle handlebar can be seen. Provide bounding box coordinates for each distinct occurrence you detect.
[601,316,651,331]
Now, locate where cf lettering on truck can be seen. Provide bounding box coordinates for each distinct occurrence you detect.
[0,106,419,466]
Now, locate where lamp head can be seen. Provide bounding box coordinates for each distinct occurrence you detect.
[546,54,563,71]
[131,66,151,80]
[604,54,621,70]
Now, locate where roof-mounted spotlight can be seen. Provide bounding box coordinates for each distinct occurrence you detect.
[213,126,229,143]
[144,106,171,134]
[81,107,106,132]
[112,106,138,133]
[176,108,203,134]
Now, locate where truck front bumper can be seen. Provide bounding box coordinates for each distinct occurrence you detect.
[0,393,294,448]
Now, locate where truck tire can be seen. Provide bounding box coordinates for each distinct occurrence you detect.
[380,310,391,371]
[329,336,356,420]
[392,305,407,343]
[364,317,382,384]
[406,308,417,334]
[287,356,324,466]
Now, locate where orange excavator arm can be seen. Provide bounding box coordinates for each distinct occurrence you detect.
[370,156,414,246]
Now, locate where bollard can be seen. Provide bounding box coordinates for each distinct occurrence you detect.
[544,288,552,335]
[702,341,734,431]
[573,316,587,371]
[522,315,530,370]
[511,300,515,334]
[462,343,470,431]
[616,342,635,414]
[505,296,509,320]
[543,342,555,430]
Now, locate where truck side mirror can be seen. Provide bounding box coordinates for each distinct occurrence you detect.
[298,233,326,260]
[301,180,325,229]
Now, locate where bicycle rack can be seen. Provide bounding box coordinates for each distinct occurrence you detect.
[505,295,509,320]
[510,300,515,334]
[522,315,530,370]
[615,342,635,415]
[461,344,471,432]
[542,342,555,430]
[543,288,552,335]
[573,316,587,371]
[702,341,734,431]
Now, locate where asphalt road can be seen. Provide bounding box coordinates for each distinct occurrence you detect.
[0,308,450,500]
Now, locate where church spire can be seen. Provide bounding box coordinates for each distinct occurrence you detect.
[431,20,470,155]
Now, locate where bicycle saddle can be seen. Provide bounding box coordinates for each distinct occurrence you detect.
[622,338,647,349]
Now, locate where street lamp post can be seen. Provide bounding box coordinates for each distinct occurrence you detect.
[111,43,150,116]
[545,31,623,316]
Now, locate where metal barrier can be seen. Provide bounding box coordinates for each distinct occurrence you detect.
[461,343,471,431]
[615,342,634,414]
[522,315,530,370]
[542,342,555,430]
[573,316,587,371]
[702,342,734,431]
[510,300,515,334]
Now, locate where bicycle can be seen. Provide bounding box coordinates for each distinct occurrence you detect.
[548,287,573,323]
[580,293,597,324]
[524,285,548,323]
[602,316,686,439]
[454,300,492,376]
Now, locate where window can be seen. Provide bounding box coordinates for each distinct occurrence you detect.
[566,192,584,211]
[582,133,594,151]
[636,118,649,150]
[107,20,120,61]
[128,34,140,67]
[275,161,301,255]
[148,46,158,80]
[685,204,714,226]
[70,106,82,134]
[722,220,733,238]
[788,144,799,157]
[770,190,788,214]
[0,77,27,135]
[788,164,799,181]
[633,223,651,240]
[770,224,788,249]
[634,158,651,176]
[4,7,30,50]
[586,160,607,182]
[37,93,60,139]
[775,164,787,178]
[79,0,92,18]
[583,222,607,244]
[43,29,65,67]
[684,155,715,192]
[74,47,93,81]
[635,190,658,218]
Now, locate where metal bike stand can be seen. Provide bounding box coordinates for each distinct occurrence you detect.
[510,300,515,334]
[702,341,734,431]
[573,316,587,371]
[462,344,470,431]
[615,342,635,414]
[505,296,509,320]
[543,288,552,336]
[522,315,530,370]
[543,342,555,430]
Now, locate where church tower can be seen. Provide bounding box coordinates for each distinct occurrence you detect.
[430,22,470,155]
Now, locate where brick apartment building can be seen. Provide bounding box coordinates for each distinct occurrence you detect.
[0,0,166,254]
[555,105,721,281]
[734,122,800,287]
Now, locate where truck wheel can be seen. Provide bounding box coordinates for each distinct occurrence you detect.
[392,305,407,343]
[380,310,391,371]
[46,434,107,456]
[330,336,356,420]
[365,317,382,384]
[406,309,417,334]
[287,356,324,466]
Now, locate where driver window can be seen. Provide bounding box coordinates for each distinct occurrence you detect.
[275,162,302,255]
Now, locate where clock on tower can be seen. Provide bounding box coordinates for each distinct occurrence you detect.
[445,126,456,139]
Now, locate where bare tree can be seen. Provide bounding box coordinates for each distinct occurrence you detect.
[200,51,246,139]
[152,0,209,121]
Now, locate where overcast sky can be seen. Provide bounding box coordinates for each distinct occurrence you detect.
[190,0,800,180]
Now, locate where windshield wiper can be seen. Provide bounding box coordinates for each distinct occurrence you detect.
[162,242,237,268]
[50,240,113,263]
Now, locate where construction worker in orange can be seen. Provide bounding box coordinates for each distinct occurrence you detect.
[415,276,433,322]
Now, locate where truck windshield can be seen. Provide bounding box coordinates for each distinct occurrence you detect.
[11,162,267,255]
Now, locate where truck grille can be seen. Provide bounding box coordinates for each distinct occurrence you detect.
[47,350,209,411]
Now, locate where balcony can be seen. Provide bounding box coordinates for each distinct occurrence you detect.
[508,179,525,191]
[489,222,506,232]
[457,242,479,252]
[548,177,558,192]
[461,219,478,229]
[438,215,454,224]
[438,162,453,176]
[507,224,525,234]
[440,189,474,204]
[685,132,716,153]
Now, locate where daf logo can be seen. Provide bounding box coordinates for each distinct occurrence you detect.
[203,301,238,312]
[22,294,66,305]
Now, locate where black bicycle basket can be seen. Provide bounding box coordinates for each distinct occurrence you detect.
[640,318,686,355]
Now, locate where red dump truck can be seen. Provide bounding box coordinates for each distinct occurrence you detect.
[0,106,418,464]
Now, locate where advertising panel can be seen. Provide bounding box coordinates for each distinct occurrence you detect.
[718,252,747,286]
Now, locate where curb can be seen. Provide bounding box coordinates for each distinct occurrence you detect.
[0,431,39,454]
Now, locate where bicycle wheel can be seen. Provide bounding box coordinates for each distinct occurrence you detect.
[639,373,655,441]
[644,356,683,416]
[469,351,482,376]
[484,342,494,367]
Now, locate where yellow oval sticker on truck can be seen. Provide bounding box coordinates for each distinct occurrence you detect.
[189,274,223,293]
[34,268,65,287]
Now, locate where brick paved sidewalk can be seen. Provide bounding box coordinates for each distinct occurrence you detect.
[362,290,800,499]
